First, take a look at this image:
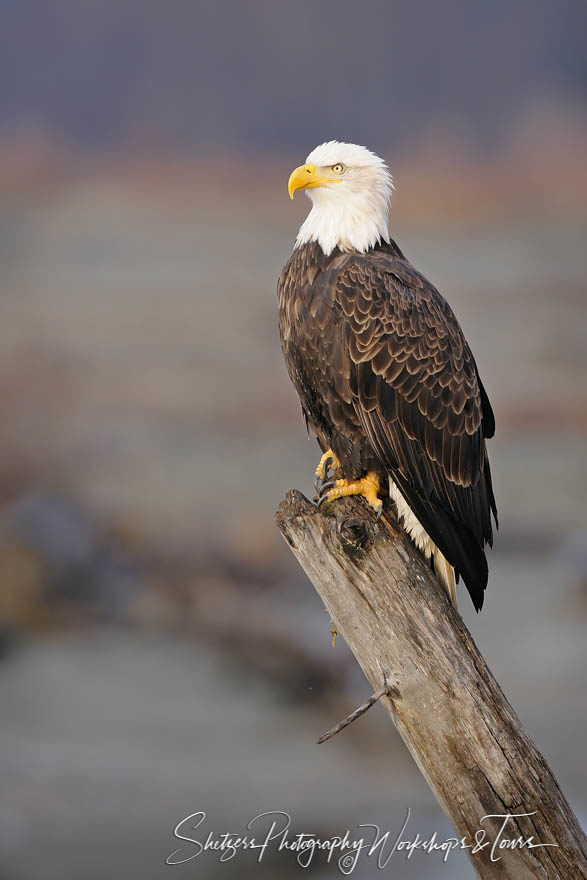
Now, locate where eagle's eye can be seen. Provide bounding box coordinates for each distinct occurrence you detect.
[331,163,345,174]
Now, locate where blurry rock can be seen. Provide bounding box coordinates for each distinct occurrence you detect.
[0,531,45,630]
[0,493,144,627]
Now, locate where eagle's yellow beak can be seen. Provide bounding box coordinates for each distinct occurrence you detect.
[288,163,339,199]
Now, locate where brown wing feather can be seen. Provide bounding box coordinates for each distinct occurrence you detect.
[341,252,495,521]
[334,249,497,608]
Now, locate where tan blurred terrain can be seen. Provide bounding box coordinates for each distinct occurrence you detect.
[1,146,586,544]
[0,147,586,879]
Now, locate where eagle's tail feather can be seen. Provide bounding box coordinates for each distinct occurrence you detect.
[390,478,457,606]
[388,477,487,610]
[433,548,457,607]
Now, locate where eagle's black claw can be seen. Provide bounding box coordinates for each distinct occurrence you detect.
[314,450,341,487]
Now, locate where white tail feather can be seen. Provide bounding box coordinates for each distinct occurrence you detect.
[389,478,458,608]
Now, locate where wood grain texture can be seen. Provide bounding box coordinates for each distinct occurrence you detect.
[276,490,586,879]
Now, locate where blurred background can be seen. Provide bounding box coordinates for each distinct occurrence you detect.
[0,2,586,878]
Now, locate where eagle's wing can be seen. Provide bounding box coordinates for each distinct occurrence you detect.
[333,250,497,609]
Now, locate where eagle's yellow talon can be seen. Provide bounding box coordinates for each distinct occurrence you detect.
[315,449,341,482]
[318,471,383,515]
[330,622,338,647]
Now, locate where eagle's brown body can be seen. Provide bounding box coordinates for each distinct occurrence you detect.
[278,238,497,610]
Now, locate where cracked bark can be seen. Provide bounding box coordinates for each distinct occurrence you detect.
[276,490,586,879]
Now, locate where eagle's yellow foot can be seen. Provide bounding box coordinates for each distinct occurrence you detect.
[315,449,341,486]
[318,471,383,519]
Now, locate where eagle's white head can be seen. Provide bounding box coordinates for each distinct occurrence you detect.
[288,141,393,256]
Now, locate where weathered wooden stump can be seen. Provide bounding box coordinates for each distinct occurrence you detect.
[276,489,586,879]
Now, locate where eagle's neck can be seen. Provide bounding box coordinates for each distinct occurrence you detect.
[294,190,390,257]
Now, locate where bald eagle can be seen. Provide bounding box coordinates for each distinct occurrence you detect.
[278,141,497,611]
